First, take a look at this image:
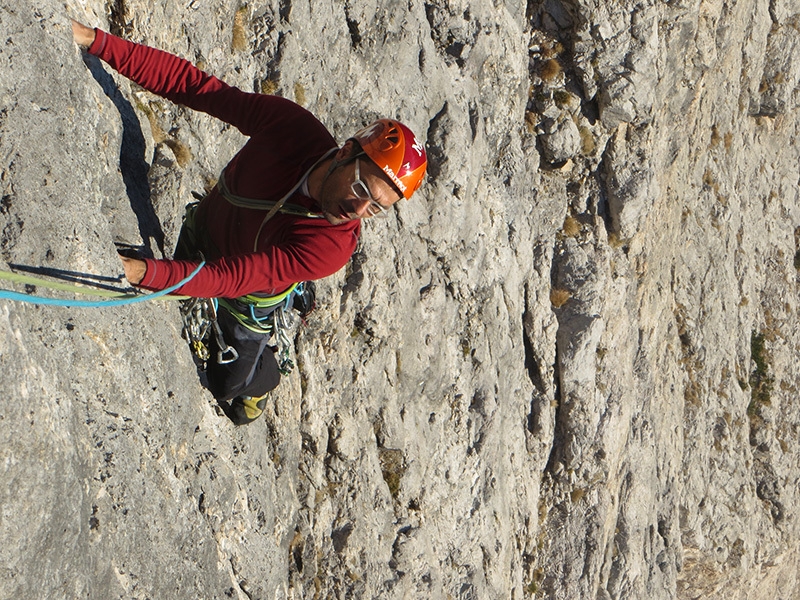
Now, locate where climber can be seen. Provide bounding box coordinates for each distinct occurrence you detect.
[71,20,427,425]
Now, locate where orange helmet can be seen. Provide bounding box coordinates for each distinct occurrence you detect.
[350,119,427,200]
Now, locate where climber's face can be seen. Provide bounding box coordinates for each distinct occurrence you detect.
[316,142,402,225]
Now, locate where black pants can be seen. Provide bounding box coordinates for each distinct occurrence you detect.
[175,205,281,401]
[205,306,281,401]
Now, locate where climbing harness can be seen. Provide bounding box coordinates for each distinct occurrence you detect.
[218,284,299,333]
[179,278,313,375]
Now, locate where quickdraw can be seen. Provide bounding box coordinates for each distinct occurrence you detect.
[272,303,299,375]
[180,297,213,363]
[179,297,240,367]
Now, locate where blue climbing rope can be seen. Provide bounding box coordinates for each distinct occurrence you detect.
[0,262,205,308]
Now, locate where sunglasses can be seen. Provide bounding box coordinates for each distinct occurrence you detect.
[351,158,389,218]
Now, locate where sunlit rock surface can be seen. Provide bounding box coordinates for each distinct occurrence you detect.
[1,1,799,598]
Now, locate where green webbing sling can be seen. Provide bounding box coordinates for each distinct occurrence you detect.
[216,170,325,218]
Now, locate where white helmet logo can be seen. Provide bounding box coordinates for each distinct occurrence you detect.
[358,122,382,139]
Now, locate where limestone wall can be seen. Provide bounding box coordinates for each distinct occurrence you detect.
[1,0,799,598]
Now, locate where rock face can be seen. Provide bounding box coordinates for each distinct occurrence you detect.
[1,0,800,598]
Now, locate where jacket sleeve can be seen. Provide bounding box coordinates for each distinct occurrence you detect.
[89,29,288,137]
[138,221,361,298]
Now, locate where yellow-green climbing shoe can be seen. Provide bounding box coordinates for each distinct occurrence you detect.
[230,394,268,425]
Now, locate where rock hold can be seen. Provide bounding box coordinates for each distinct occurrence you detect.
[539,114,581,165]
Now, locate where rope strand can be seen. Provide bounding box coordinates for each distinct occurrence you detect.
[0,262,204,308]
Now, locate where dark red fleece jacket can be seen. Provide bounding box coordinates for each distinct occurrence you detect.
[89,30,360,298]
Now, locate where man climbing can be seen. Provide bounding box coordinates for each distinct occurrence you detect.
[71,20,427,425]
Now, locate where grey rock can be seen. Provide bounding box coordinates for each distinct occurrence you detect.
[602,123,658,240]
[1,0,800,599]
[755,20,800,117]
[539,115,581,165]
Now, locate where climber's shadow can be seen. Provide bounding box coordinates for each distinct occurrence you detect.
[82,53,166,259]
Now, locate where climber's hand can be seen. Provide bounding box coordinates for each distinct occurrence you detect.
[71,19,96,48]
[120,256,146,285]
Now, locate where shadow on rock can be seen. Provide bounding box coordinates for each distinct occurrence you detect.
[82,53,165,258]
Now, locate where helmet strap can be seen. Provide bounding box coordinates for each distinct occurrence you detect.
[319,148,365,189]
